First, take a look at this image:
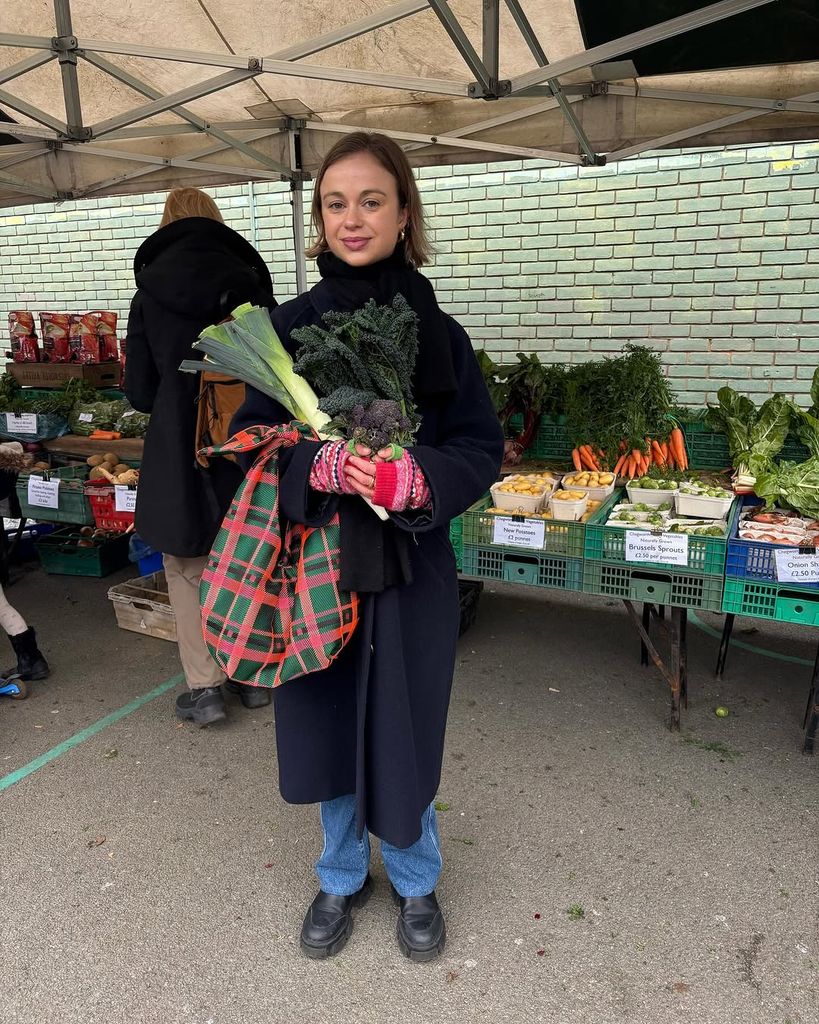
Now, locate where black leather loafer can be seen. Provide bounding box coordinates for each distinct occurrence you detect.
[391,885,446,962]
[300,873,374,959]
[225,680,272,709]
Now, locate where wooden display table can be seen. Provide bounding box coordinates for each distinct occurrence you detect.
[43,435,144,463]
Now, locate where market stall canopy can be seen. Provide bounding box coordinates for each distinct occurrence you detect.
[1,0,818,206]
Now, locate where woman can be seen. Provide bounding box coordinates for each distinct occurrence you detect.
[0,442,48,683]
[125,187,276,725]
[232,133,503,961]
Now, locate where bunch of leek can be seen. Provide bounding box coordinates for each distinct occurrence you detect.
[190,302,330,434]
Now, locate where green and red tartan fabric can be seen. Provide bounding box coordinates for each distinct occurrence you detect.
[198,423,359,688]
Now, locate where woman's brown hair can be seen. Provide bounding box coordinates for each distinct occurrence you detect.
[159,187,224,228]
[306,132,432,266]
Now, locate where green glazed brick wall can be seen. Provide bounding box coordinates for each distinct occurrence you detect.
[1,142,818,406]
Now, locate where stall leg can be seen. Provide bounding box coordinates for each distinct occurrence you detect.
[680,607,689,709]
[669,607,683,732]
[640,603,652,666]
[715,613,735,678]
[802,642,819,756]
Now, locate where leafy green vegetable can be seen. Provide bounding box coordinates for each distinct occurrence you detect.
[475,350,509,415]
[792,407,819,459]
[754,458,819,519]
[705,387,792,480]
[292,295,419,428]
[195,303,330,434]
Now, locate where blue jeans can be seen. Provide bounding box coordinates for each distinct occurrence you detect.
[316,795,443,898]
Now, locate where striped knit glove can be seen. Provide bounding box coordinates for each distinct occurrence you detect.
[309,440,359,495]
[372,450,431,512]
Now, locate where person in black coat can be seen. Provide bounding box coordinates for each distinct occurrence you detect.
[125,187,276,724]
[231,134,504,962]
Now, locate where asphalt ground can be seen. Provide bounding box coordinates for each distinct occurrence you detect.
[1,564,817,1024]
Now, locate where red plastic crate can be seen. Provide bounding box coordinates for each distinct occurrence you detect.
[84,481,135,532]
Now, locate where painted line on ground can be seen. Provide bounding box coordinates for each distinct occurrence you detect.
[0,673,184,793]
[688,611,815,667]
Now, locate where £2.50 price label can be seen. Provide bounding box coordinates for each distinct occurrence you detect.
[774,549,819,584]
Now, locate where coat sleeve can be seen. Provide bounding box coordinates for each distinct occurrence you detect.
[393,318,504,533]
[123,293,160,414]
[230,384,337,527]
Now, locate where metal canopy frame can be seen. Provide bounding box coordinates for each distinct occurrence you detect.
[0,0,814,206]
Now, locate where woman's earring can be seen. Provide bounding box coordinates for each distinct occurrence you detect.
[398,228,405,242]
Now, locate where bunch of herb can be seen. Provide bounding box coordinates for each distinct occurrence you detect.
[291,294,421,451]
[564,345,674,459]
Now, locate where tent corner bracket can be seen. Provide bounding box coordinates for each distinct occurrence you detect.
[467,78,511,100]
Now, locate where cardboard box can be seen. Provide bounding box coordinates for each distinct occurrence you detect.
[6,361,122,388]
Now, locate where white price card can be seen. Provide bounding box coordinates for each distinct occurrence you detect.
[6,413,38,434]
[78,412,94,423]
[774,549,819,584]
[114,485,137,513]
[625,530,689,566]
[492,515,545,550]
[27,475,60,510]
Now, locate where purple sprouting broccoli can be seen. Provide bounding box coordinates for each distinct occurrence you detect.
[347,399,417,453]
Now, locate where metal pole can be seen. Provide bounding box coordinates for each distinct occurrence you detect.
[291,179,308,295]
[53,0,86,138]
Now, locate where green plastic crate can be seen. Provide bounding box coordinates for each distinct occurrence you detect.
[584,490,735,575]
[583,560,725,611]
[683,422,810,470]
[449,515,463,572]
[16,464,93,525]
[682,422,731,470]
[722,577,819,625]
[36,527,130,577]
[461,544,584,591]
[462,490,620,558]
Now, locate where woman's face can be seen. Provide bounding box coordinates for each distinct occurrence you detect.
[319,152,408,267]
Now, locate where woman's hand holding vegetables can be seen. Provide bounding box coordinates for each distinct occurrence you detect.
[357,450,431,512]
[309,440,360,496]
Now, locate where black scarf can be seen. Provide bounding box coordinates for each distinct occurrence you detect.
[309,245,457,593]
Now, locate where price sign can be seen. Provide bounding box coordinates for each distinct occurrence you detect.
[78,412,94,423]
[27,475,60,510]
[492,515,545,550]
[114,486,137,513]
[774,550,819,584]
[625,530,689,566]
[6,413,38,434]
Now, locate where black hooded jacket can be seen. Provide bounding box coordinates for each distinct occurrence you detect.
[124,217,275,557]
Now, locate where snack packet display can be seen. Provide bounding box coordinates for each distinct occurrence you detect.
[9,311,40,362]
[39,312,72,362]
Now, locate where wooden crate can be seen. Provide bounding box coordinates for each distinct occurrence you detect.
[7,361,122,388]
[107,571,177,643]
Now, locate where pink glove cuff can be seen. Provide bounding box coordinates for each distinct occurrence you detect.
[309,440,357,495]
[373,452,432,512]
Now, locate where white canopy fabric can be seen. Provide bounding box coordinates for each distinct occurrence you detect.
[1,0,818,208]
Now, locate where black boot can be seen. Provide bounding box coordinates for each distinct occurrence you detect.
[7,627,49,681]
[300,874,373,959]
[224,680,272,709]
[391,885,446,962]
[175,686,226,725]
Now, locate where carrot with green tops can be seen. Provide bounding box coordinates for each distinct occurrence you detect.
[572,448,582,472]
[613,453,627,477]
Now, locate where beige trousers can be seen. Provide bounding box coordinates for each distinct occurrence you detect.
[163,553,224,690]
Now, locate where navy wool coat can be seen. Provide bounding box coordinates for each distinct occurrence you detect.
[231,292,504,848]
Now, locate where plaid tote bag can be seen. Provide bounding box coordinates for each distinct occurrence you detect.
[199,423,359,688]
